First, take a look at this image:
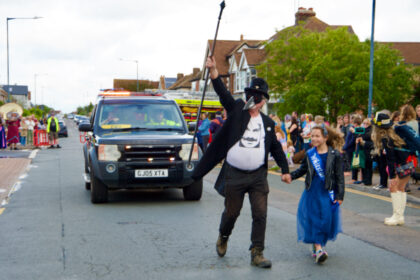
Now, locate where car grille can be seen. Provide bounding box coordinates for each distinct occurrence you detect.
[120,145,180,163]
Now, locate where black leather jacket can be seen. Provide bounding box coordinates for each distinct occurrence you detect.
[291,147,345,200]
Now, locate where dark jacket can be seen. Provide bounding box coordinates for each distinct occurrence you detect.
[382,138,412,179]
[358,125,374,160]
[291,147,345,200]
[343,129,357,155]
[192,76,289,181]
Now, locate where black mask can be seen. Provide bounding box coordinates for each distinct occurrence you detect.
[245,92,263,104]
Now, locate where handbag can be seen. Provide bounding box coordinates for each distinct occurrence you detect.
[396,161,415,179]
[351,144,365,169]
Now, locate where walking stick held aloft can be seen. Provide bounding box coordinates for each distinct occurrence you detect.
[187,1,226,169]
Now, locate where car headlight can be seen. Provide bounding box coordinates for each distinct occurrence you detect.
[179,143,199,161]
[98,144,121,161]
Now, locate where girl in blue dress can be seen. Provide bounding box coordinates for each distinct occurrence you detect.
[290,124,345,264]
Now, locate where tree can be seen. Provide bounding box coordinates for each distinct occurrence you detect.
[258,26,416,120]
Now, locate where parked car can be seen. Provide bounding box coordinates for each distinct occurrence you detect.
[58,121,68,137]
[76,116,89,125]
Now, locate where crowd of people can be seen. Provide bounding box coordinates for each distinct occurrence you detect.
[268,104,420,190]
[0,112,62,150]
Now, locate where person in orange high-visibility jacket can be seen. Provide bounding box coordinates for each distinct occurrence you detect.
[47,112,61,148]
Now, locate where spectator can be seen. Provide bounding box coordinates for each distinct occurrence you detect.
[26,115,36,147]
[391,111,400,123]
[301,114,314,151]
[6,112,20,150]
[286,139,295,167]
[343,115,362,183]
[289,116,299,151]
[198,112,211,152]
[297,114,306,152]
[400,104,418,135]
[47,112,61,148]
[341,114,351,138]
[314,115,325,125]
[19,117,28,147]
[336,115,344,134]
[372,112,412,226]
[209,111,223,139]
[373,110,391,190]
[0,114,6,149]
[356,118,374,185]
[416,104,420,132]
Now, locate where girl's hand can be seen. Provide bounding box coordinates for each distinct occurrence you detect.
[334,200,343,205]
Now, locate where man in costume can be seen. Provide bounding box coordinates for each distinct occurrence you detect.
[192,57,291,268]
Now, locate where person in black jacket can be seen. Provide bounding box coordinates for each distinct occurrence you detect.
[372,113,414,226]
[355,119,374,185]
[192,56,291,268]
[289,124,345,264]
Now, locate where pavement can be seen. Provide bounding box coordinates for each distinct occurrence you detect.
[0,149,38,207]
[268,160,420,206]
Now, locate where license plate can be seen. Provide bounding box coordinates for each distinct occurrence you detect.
[135,169,168,178]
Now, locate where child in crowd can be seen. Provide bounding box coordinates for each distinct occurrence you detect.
[372,112,415,225]
[287,139,295,166]
[289,124,345,264]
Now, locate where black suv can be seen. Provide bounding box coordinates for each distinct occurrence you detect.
[79,93,203,203]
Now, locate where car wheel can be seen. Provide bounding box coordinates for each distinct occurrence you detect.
[90,164,108,203]
[183,179,203,201]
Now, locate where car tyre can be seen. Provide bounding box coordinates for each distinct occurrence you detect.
[90,164,108,203]
[183,179,203,201]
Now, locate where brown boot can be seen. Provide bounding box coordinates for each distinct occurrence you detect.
[216,235,228,257]
[250,247,272,268]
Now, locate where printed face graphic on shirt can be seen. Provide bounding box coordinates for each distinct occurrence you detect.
[240,123,262,148]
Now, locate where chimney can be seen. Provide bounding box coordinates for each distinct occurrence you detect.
[240,34,244,41]
[177,73,184,80]
[295,7,316,25]
[193,68,200,76]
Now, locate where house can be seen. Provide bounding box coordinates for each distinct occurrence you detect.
[0,87,7,103]
[2,85,30,108]
[381,42,420,66]
[113,79,159,91]
[159,76,177,90]
[168,68,202,91]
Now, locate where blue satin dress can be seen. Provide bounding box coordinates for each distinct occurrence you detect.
[297,153,342,246]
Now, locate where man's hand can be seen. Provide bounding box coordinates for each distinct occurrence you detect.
[282,174,292,184]
[206,56,219,79]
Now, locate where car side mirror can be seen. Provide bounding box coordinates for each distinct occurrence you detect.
[79,122,92,132]
[188,122,196,132]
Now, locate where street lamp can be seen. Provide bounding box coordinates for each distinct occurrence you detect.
[6,16,42,102]
[119,58,139,92]
[34,73,47,106]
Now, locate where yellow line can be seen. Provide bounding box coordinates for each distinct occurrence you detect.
[0,208,4,215]
[268,169,420,210]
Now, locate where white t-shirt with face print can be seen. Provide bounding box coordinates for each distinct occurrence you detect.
[226,114,265,170]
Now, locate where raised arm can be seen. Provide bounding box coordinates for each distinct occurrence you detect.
[207,56,235,112]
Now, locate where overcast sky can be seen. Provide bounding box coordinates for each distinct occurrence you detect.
[0,0,419,113]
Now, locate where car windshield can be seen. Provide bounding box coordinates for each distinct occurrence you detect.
[96,103,184,133]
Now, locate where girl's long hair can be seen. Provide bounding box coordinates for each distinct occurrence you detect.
[372,125,406,152]
[312,125,344,150]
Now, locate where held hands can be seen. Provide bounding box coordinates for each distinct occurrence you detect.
[333,200,343,205]
[281,174,292,184]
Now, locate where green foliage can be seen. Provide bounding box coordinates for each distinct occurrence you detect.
[77,102,94,116]
[22,105,51,119]
[258,27,416,120]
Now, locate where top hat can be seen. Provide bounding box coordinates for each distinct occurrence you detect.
[244,78,269,100]
[372,112,393,128]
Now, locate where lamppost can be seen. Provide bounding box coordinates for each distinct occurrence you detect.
[6,16,42,102]
[367,0,376,118]
[119,58,139,92]
[34,73,47,106]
